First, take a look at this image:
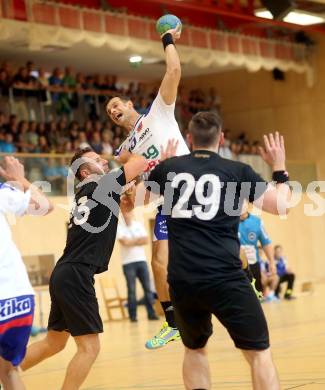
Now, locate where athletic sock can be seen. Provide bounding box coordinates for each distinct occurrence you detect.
[160,301,177,328]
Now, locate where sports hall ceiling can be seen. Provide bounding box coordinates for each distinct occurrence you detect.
[0,38,239,82]
[54,0,325,34]
[1,0,323,81]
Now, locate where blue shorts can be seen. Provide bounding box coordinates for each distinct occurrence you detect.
[0,295,35,366]
[153,206,168,241]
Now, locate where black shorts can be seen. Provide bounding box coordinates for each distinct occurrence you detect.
[169,273,269,351]
[48,262,103,337]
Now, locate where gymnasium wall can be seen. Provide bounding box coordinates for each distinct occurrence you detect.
[181,34,325,179]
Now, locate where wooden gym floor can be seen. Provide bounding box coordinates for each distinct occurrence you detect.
[21,283,325,390]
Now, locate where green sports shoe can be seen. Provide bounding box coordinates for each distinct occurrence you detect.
[145,321,181,349]
[251,278,264,301]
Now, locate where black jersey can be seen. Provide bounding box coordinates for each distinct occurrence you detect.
[148,151,268,283]
[57,168,126,274]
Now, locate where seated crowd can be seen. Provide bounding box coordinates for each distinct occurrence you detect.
[0,60,221,125]
[0,111,261,162]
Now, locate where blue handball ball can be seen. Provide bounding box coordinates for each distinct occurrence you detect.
[156,14,182,36]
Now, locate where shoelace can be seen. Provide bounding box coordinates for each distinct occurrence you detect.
[155,324,169,339]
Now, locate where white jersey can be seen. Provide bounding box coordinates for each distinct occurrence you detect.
[115,92,189,175]
[0,183,34,299]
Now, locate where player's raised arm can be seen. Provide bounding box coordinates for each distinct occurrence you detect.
[0,156,54,216]
[159,24,182,105]
[255,132,292,215]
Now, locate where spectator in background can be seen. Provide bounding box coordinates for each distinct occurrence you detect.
[207,87,221,112]
[38,67,49,89]
[12,66,35,120]
[62,66,78,115]
[0,69,10,97]
[44,158,63,194]
[68,121,79,143]
[230,140,242,158]
[49,67,63,115]
[274,245,296,300]
[114,126,123,138]
[49,67,62,89]
[36,122,47,139]
[37,67,51,109]
[117,204,158,322]
[62,66,76,89]
[0,133,17,153]
[0,61,14,83]
[0,131,4,149]
[83,75,97,119]
[83,119,93,137]
[26,61,37,78]
[93,119,102,133]
[17,120,32,152]
[219,129,233,160]
[137,97,149,114]
[251,141,261,155]
[112,136,121,151]
[37,135,50,153]
[109,75,118,91]
[78,131,90,149]
[242,141,251,155]
[0,70,10,118]
[6,115,19,143]
[27,121,39,151]
[72,139,80,151]
[90,131,103,154]
[259,247,279,302]
[0,112,7,133]
[61,140,73,154]
[47,120,59,150]
[12,66,35,89]
[75,72,84,88]
[57,117,68,137]
[126,82,136,98]
[101,130,113,155]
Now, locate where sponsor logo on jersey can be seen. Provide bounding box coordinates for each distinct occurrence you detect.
[248,232,257,241]
[142,144,159,160]
[129,135,137,152]
[0,297,32,321]
[144,159,160,173]
[138,128,150,142]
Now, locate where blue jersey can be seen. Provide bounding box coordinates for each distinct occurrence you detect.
[276,257,287,277]
[238,214,271,262]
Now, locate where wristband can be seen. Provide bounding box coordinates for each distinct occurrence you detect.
[272,170,289,184]
[162,33,174,50]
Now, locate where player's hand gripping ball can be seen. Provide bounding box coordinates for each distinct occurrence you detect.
[156,14,182,37]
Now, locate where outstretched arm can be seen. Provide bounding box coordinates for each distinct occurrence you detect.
[255,132,292,215]
[159,26,182,105]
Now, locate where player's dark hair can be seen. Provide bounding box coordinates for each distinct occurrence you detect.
[70,147,93,181]
[274,245,282,251]
[105,95,131,116]
[189,111,223,148]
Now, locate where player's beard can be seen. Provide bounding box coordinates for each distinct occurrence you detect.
[119,110,133,130]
